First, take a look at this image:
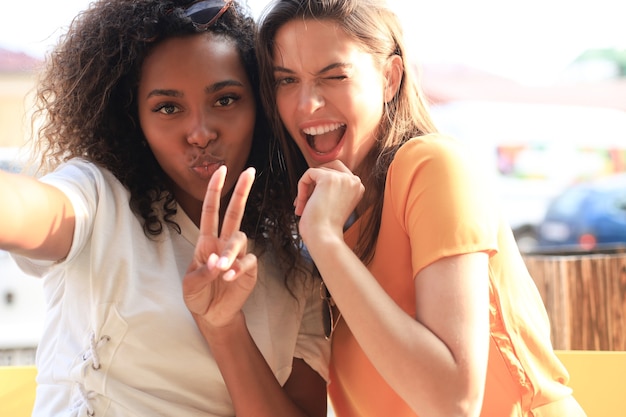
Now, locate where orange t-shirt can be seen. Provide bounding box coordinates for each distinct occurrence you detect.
[328,135,586,417]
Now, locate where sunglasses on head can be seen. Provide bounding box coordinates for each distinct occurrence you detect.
[320,281,342,340]
[183,0,233,30]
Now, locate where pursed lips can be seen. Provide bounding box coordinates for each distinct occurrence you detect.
[190,154,223,180]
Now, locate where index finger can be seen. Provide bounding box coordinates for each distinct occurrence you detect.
[295,168,318,217]
[199,164,227,238]
[220,167,255,238]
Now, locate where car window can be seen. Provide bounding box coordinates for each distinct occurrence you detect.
[0,160,21,173]
[0,147,27,173]
[611,192,626,214]
[546,187,590,218]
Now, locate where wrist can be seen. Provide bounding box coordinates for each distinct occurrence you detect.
[194,311,247,347]
[303,231,346,261]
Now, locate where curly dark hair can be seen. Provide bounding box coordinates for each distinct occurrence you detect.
[30,0,310,289]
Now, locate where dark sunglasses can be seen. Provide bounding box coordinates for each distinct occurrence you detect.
[320,281,342,340]
[183,0,233,30]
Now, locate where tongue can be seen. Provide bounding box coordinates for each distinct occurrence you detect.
[310,131,341,154]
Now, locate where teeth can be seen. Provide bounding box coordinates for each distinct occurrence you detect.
[302,123,344,136]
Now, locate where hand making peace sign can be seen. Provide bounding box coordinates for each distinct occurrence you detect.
[183,165,258,329]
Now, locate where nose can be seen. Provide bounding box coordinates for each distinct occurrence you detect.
[296,82,324,115]
[186,112,218,148]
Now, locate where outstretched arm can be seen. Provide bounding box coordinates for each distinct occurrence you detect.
[0,170,74,261]
[183,165,327,417]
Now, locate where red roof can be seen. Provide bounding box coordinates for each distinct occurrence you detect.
[419,63,626,113]
[0,48,42,73]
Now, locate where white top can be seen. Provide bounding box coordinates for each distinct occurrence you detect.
[14,159,329,417]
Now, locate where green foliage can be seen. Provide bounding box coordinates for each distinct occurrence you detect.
[575,48,626,77]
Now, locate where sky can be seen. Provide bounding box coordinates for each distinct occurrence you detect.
[1,0,625,85]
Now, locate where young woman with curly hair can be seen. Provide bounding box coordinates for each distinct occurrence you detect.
[0,1,329,416]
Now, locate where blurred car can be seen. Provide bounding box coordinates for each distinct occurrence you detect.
[537,173,626,251]
[0,146,29,173]
[430,101,626,253]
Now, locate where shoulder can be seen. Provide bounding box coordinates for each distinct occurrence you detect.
[386,133,496,205]
[42,159,126,196]
[42,159,105,185]
[41,159,132,236]
[388,133,473,188]
[392,133,468,170]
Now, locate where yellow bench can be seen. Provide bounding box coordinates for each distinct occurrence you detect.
[1,351,625,416]
[555,350,626,417]
[0,365,37,417]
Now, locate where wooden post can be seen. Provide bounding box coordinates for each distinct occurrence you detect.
[523,248,626,350]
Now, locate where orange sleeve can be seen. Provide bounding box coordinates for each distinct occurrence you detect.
[387,135,500,276]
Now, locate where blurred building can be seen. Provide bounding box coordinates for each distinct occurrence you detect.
[418,49,626,112]
[0,47,40,148]
[417,53,626,252]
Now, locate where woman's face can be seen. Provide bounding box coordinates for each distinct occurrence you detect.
[271,19,388,172]
[138,33,255,221]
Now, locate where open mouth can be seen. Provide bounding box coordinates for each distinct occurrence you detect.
[302,123,346,154]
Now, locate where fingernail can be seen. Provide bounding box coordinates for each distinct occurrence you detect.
[217,256,230,269]
[207,253,219,269]
[223,270,236,281]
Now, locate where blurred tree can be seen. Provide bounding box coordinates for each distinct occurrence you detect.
[574,48,626,77]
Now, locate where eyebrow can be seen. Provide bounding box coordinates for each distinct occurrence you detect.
[145,80,245,99]
[273,62,352,76]
[206,79,245,94]
[146,89,182,99]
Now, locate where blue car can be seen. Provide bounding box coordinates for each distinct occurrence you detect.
[537,173,626,251]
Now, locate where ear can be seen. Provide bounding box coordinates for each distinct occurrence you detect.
[383,54,403,103]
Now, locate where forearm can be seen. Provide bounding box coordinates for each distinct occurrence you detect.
[194,312,321,417]
[0,170,74,260]
[306,233,482,417]
[0,170,31,248]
